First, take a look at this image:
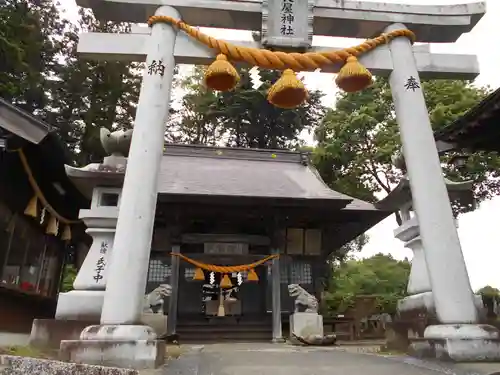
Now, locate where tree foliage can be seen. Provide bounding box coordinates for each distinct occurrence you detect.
[323,253,411,315]
[61,264,77,293]
[0,0,66,115]
[477,285,500,297]
[48,8,142,166]
[168,66,325,149]
[0,1,142,166]
[314,78,500,218]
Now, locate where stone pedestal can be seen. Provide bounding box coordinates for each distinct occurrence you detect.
[30,314,168,349]
[55,187,120,320]
[410,324,500,362]
[392,208,500,361]
[59,325,165,370]
[290,312,323,337]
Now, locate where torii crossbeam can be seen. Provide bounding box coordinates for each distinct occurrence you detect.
[77,0,485,42]
[78,27,480,79]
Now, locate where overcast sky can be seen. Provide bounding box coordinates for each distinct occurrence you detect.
[61,0,500,290]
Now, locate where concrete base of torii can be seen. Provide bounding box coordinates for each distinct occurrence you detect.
[409,324,500,362]
[59,325,165,369]
[392,220,500,362]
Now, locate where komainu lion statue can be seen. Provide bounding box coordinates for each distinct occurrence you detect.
[100,127,133,157]
[288,284,336,346]
[142,284,172,315]
[288,284,319,313]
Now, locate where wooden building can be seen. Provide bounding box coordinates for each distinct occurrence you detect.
[0,98,89,345]
[435,87,500,153]
[66,144,391,341]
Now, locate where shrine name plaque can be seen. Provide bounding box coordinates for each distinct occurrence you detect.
[262,0,314,49]
[204,242,249,255]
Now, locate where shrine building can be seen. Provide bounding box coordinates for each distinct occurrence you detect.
[63,143,392,341]
[435,87,500,154]
[0,98,89,345]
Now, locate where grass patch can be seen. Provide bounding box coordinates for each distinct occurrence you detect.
[165,345,184,360]
[0,345,58,360]
[377,345,407,356]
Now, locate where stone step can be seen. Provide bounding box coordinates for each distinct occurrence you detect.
[177,317,272,326]
[178,331,272,342]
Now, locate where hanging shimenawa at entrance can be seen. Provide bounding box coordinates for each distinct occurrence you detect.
[173,253,275,285]
[173,253,275,317]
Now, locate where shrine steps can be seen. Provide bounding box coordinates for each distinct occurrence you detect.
[176,316,273,343]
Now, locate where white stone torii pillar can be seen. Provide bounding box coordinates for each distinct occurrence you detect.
[64,0,498,367]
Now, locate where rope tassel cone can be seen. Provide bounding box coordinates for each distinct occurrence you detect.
[193,267,205,281]
[247,268,259,282]
[205,54,240,91]
[61,224,72,241]
[335,56,373,92]
[267,69,308,109]
[24,196,38,218]
[220,274,233,288]
[46,215,59,236]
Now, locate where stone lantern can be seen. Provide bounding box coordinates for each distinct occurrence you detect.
[55,129,130,320]
[377,152,482,323]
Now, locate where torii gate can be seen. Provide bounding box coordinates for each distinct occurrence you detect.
[63,0,497,368]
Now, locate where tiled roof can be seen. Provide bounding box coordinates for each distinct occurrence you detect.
[156,144,379,211]
[434,87,500,153]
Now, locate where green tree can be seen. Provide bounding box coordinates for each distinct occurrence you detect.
[324,253,411,315]
[47,8,142,166]
[0,1,144,165]
[169,66,325,149]
[0,0,67,114]
[314,78,500,220]
[166,66,222,144]
[317,233,369,295]
[477,285,500,297]
[61,264,77,293]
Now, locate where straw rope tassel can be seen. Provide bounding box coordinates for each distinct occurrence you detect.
[218,288,226,317]
[24,196,38,218]
[267,69,308,109]
[61,224,72,241]
[220,274,232,288]
[193,268,205,281]
[247,268,259,282]
[204,54,240,91]
[46,215,59,236]
[335,56,373,92]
